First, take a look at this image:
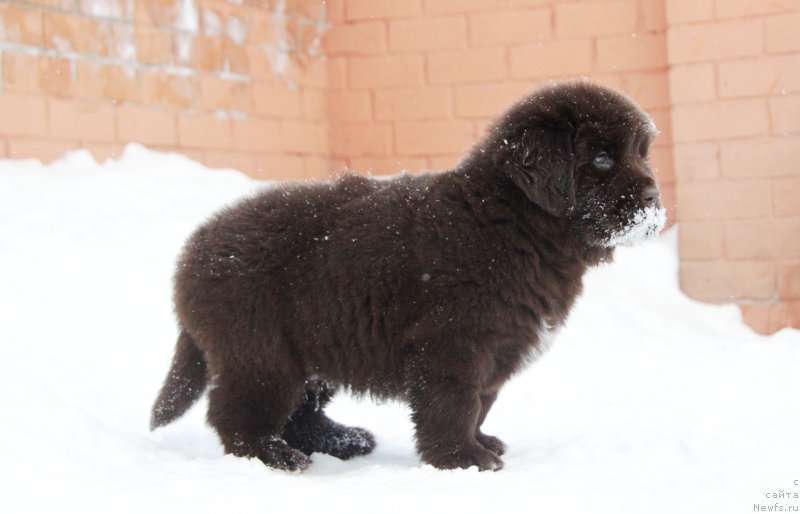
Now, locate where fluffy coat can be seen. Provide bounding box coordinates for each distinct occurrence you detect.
[151,81,664,472]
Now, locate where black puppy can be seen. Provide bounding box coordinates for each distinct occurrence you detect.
[151,81,665,472]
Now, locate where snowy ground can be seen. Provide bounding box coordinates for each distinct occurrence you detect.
[1,145,798,514]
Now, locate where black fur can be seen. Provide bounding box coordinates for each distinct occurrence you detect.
[151,81,662,472]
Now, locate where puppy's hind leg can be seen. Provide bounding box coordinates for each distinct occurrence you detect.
[282,381,376,460]
[207,365,309,472]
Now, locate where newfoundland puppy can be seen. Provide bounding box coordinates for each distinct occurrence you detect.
[151,81,665,472]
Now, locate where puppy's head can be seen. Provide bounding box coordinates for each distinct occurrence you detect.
[482,81,666,247]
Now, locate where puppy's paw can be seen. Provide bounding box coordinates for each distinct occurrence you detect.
[256,436,311,472]
[325,425,376,460]
[284,414,376,460]
[422,442,504,471]
[475,432,506,456]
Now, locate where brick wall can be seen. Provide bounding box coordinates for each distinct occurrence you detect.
[667,0,800,333]
[1,0,798,334]
[0,0,330,179]
[322,0,676,220]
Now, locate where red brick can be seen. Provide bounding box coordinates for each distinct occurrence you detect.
[766,13,800,54]
[140,71,197,109]
[303,89,327,121]
[607,72,671,110]
[191,37,224,73]
[778,221,800,258]
[395,120,474,155]
[428,154,462,170]
[178,112,232,150]
[2,52,39,93]
[724,220,779,259]
[49,99,116,142]
[349,55,425,89]
[650,144,675,183]
[324,21,387,55]
[204,151,257,175]
[304,156,331,179]
[222,40,249,76]
[231,118,283,152]
[555,1,637,38]
[44,12,110,55]
[673,142,719,181]
[718,55,800,98]
[455,83,531,118]
[255,154,307,181]
[680,260,775,302]
[346,0,421,20]
[326,0,346,23]
[110,23,136,62]
[0,93,47,137]
[679,220,724,260]
[423,0,508,14]
[83,142,125,163]
[669,63,716,104]
[390,16,467,52]
[246,44,272,82]
[716,0,798,18]
[252,84,303,118]
[677,180,771,220]
[720,137,800,179]
[665,0,713,24]
[0,4,43,46]
[596,34,666,72]
[649,107,673,143]
[200,76,251,112]
[327,57,348,90]
[773,178,800,217]
[280,121,328,154]
[638,0,667,32]
[375,87,450,120]
[39,57,75,97]
[741,302,800,335]
[770,95,800,135]
[470,9,551,47]
[671,100,769,142]
[117,106,177,146]
[78,0,134,19]
[779,263,800,299]
[291,59,328,89]
[511,40,593,79]
[349,156,428,175]
[428,48,507,84]
[135,26,174,65]
[77,62,137,103]
[329,91,373,122]
[6,138,73,163]
[508,0,554,7]
[330,123,392,157]
[668,19,763,63]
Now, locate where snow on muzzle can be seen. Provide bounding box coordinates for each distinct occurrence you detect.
[605,205,667,247]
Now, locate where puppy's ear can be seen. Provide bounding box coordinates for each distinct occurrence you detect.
[510,127,576,217]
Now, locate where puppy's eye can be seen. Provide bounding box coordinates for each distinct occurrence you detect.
[593,151,613,170]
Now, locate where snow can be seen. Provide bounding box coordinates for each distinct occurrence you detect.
[606,205,667,247]
[1,144,798,514]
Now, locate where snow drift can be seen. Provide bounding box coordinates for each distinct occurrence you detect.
[0,145,797,514]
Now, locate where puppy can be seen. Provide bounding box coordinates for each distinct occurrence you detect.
[151,81,665,472]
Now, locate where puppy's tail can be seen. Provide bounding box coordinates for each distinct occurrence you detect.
[150,330,208,430]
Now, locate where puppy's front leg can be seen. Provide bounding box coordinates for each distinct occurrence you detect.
[410,379,504,471]
[474,392,507,456]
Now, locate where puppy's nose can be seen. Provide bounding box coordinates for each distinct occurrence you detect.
[642,185,660,206]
